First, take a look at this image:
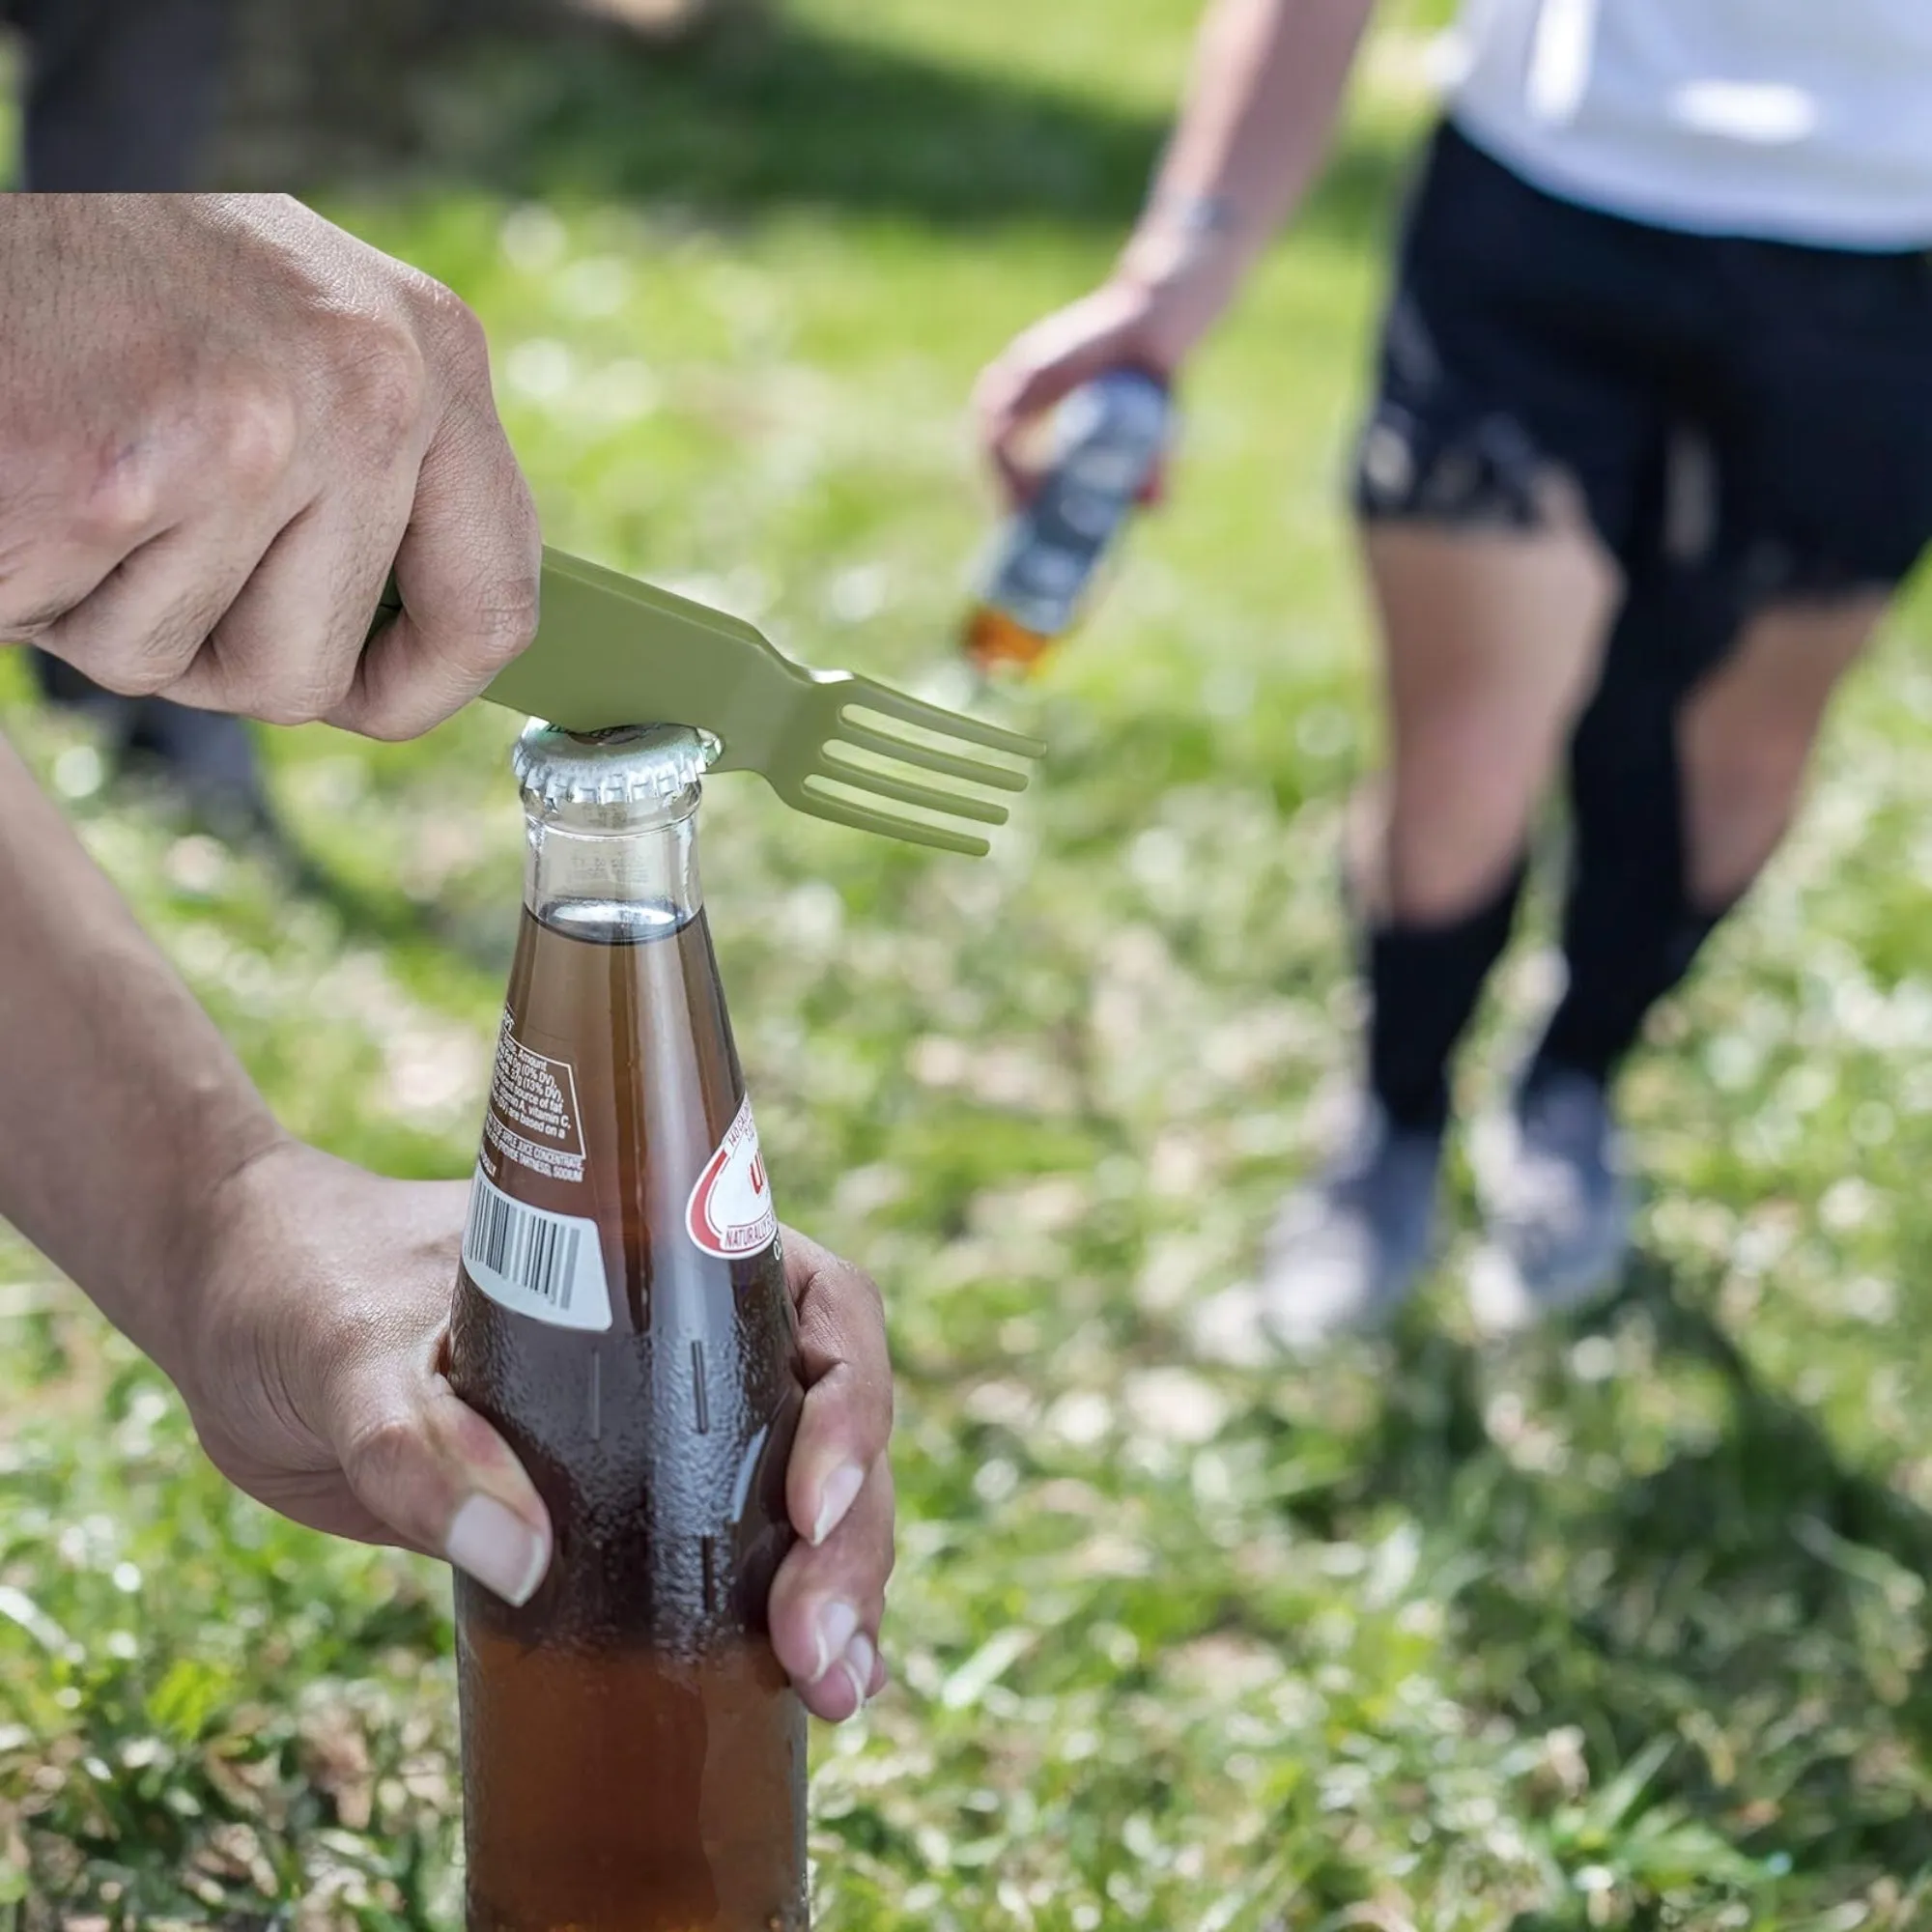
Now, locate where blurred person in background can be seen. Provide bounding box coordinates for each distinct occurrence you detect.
[976,0,1932,1343]
[5,0,274,834]
[0,195,894,1713]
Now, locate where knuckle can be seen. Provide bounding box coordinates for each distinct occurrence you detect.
[316,644,364,716]
[468,563,542,670]
[242,680,333,728]
[417,276,492,374]
[218,638,361,728]
[72,445,165,551]
[348,705,419,745]
[89,618,207,698]
[343,1411,423,1505]
[333,668,432,741]
[106,653,185,699]
[343,318,432,446]
[211,375,300,492]
[0,520,73,634]
[0,412,161,576]
[0,588,73,639]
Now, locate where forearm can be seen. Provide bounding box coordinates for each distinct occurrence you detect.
[1120,0,1378,350]
[0,727,281,1378]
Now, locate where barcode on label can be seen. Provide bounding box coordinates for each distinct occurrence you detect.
[467,1187,578,1307]
[461,1169,611,1332]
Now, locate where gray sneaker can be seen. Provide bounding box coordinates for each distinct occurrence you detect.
[1469,1066,1632,1333]
[1257,1097,1443,1350]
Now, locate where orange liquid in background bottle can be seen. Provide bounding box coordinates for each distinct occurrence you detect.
[961,367,1171,677]
[960,603,1054,673]
[448,723,808,1932]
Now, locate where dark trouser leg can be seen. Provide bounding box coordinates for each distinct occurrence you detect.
[14,0,268,834]
[14,0,229,189]
[1531,558,1741,1090]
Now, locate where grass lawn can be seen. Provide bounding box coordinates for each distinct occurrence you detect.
[7,2,1932,1924]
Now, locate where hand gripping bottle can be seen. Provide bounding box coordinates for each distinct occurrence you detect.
[962,366,1171,673]
[449,721,808,1932]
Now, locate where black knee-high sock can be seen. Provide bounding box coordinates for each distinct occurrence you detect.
[1533,558,1741,1090]
[1365,859,1528,1135]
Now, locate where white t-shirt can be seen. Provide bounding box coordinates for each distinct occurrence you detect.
[1444,0,1932,248]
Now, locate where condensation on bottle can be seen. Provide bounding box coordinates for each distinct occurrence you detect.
[447,720,808,1932]
[962,366,1171,673]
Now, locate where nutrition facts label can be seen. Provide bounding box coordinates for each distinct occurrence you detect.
[485,1018,587,1184]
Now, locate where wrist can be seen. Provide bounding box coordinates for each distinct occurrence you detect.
[157,1120,296,1390]
[1114,205,1251,365]
[1106,255,1232,372]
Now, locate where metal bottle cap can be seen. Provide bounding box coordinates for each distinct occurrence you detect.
[511,720,710,811]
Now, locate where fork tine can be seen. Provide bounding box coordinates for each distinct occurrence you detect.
[820,750,1011,825]
[797,778,993,858]
[841,685,1047,759]
[834,719,1031,793]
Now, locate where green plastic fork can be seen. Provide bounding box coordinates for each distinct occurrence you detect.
[373,547,1042,857]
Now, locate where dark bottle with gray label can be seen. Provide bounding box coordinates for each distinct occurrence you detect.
[963,366,1171,672]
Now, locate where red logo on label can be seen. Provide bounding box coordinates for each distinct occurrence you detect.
[685,1094,780,1260]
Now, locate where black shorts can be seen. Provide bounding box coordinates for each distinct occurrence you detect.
[1354,121,1932,610]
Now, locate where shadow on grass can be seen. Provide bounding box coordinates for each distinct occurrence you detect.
[91,777,518,980]
[1351,1255,1932,1903]
[213,0,1410,242]
[270,833,518,980]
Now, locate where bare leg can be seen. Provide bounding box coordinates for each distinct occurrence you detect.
[1359,519,1619,923]
[1473,584,1887,1333]
[1348,512,1619,1137]
[1259,508,1619,1350]
[1679,594,1886,908]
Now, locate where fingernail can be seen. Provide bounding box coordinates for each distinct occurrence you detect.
[447,1493,549,1606]
[810,1463,865,1548]
[840,1630,876,1713]
[811,1599,859,1683]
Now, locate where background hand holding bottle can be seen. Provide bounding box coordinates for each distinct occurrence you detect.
[963,264,1221,673]
[972,275,1193,508]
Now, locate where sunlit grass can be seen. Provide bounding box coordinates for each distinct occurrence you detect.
[5,3,1932,1924]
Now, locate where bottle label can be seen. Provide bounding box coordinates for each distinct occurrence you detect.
[980,368,1169,639]
[685,1094,780,1260]
[462,1167,612,1331]
[483,1014,587,1185]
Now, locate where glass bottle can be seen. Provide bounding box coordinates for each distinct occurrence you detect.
[449,721,807,1932]
[962,366,1171,672]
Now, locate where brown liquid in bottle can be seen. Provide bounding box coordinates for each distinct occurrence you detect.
[449,892,808,1932]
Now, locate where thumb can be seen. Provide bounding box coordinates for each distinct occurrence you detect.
[979,357,1098,505]
[332,1363,554,1607]
[974,350,1104,508]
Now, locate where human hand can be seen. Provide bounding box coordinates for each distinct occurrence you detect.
[0,194,539,741]
[972,274,1201,506]
[175,1141,895,1722]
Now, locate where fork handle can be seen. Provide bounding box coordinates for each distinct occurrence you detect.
[363,546,797,765]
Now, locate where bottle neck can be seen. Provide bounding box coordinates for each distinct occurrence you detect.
[523,788,704,943]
